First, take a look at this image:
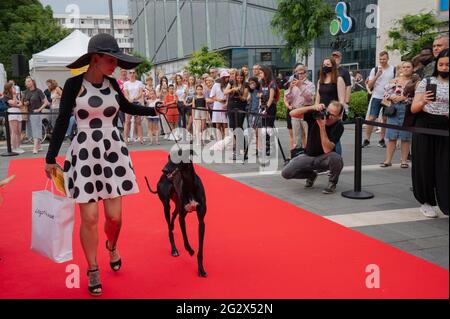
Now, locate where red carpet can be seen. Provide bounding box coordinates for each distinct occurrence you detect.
[0,150,448,299]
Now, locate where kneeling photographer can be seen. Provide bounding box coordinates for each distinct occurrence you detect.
[281,101,344,194]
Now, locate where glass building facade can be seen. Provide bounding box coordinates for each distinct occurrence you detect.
[222,48,294,73]
[314,0,378,78]
[129,0,295,76]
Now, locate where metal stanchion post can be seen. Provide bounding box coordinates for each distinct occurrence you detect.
[341,117,374,199]
[1,111,19,157]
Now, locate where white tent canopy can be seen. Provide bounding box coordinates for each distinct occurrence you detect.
[29,30,90,90]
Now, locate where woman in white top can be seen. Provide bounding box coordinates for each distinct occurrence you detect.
[175,74,187,129]
[123,69,145,144]
[184,75,196,133]
[46,79,62,128]
[2,82,24,153]
[411,49,449,218]
[156,76,169,98]
[209,70,230,140]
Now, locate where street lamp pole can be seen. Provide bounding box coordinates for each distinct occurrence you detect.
[143,0,150,59]
[109,0,115,37]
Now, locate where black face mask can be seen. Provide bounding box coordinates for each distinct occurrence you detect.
[421,56,434,66]
[438,71,449,79]
[323,66,333,74]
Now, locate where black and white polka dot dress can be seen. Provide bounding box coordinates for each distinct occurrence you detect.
[63,78,138,203]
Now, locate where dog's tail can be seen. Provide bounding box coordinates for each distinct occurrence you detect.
[144,176,158,194]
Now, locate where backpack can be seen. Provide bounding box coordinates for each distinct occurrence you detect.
[373,65,396,79]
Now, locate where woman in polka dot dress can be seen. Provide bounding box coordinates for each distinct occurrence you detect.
[44,34,159,297]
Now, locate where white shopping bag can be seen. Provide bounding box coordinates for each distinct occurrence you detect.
[31,180,75,263]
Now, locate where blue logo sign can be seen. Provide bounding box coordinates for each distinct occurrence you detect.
[330,2,354,36]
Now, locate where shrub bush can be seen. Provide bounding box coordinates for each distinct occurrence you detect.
[276,89,287,120]
[348,91,369,120]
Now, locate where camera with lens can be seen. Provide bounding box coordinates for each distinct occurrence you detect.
[312,109,330,120]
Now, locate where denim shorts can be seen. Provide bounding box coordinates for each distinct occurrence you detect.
[386,103,412,141]
[369,97,384,117]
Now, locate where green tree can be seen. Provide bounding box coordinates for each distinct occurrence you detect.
[0,0,70,85]
[386,12,442,59]
[131,51,153,79]
[271,0,334,66]
[184,46,226,78]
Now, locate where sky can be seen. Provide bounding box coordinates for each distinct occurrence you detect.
[39,0,129,15]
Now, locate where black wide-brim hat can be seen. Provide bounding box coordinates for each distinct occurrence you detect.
[66,33,142,69]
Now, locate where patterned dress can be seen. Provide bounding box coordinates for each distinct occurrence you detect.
[63,78,138,203]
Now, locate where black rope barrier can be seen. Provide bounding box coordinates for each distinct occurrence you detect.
[341,116,449,200]
[363,119,449,137]
[0,110,59,157]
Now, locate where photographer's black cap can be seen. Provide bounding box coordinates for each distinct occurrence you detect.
[67,33,142,69]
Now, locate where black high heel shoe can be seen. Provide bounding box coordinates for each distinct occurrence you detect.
[87,268,102,297]
[106,240,122,272]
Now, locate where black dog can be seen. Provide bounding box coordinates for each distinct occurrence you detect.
[145,153,207,277]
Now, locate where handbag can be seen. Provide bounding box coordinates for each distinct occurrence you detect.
[381,91,396,117]
[19,104,28,121]
[31,180,75,263]
[383,104,396,117]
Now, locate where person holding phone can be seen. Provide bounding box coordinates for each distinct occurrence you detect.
[363,51,396,148]
[411,49,449,218]
[379,61,415,168]
[224,70,248,159]
[284,64,315,158]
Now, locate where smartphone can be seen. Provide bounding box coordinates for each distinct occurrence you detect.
[426,83,437,101]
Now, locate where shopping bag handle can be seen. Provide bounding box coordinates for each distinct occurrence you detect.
[45,178,55,195]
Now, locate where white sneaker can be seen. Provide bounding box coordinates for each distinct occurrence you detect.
[13,148,25,154]
[420,204,438,218]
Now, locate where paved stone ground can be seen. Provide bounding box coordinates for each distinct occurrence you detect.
[1,120,448,269]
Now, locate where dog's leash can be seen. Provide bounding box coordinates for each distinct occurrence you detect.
[156,102,183,152]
